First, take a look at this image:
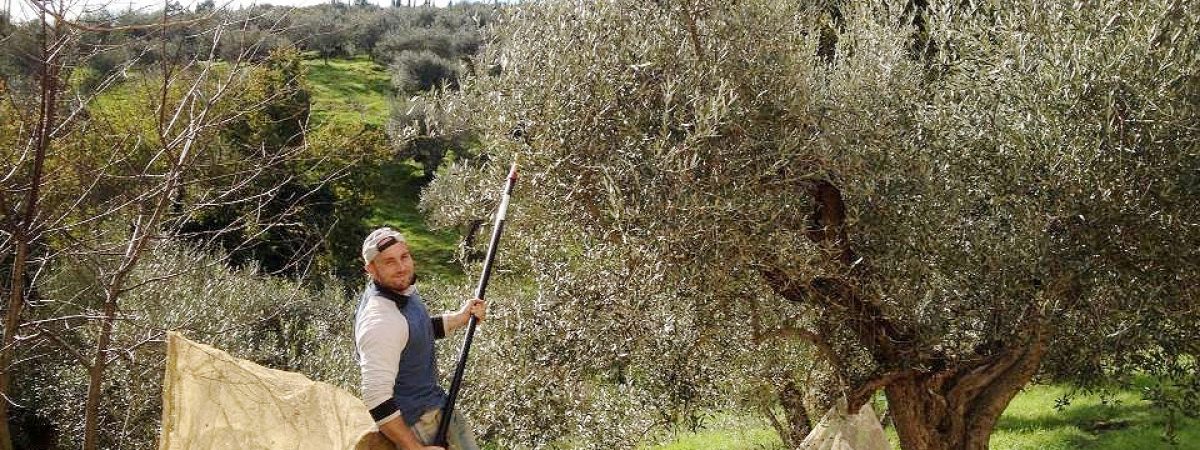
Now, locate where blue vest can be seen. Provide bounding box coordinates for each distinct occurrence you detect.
[356,282,447,426]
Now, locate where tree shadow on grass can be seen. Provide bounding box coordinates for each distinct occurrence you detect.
[995,399,1195,449]
[996,400,1150,432]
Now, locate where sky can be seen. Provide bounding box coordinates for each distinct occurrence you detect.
[7,0,496,22]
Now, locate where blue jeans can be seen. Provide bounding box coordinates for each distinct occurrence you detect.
[411,408,479,450]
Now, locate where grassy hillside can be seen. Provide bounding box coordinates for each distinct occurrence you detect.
[304,55,464,281]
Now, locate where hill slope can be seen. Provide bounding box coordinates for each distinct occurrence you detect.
[304,55,463,281]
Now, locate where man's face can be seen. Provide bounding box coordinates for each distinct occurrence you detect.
[366,241,415,292]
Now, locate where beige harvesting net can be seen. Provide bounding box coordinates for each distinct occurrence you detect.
[158,332,392,450]
[797,398,891,450]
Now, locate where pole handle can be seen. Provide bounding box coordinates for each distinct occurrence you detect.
[433,161,516,446]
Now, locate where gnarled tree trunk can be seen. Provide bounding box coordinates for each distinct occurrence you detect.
[762,180,1050,450]
[884,333,1045,450]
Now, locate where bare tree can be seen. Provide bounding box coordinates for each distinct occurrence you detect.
[0,1,346,448]
[0,1,71,446]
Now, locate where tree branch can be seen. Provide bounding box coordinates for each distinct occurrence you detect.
[30,327,92,371]
[752,323,842,375]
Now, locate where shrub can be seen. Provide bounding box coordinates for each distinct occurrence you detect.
[391,50,459,93]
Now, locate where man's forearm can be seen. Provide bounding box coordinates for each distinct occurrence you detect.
[443,299,487,334]
[442,312,469,333]
[379,416,426,450]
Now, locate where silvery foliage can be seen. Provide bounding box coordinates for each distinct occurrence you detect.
[28,245,358,449]
[422,0,1199,446]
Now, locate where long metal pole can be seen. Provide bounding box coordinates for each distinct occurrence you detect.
[433,161,517,447]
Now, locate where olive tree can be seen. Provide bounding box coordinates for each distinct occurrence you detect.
[28,244,359,449]
[422,0,1199,448]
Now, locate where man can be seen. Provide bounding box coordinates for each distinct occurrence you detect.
[355,227,485,450]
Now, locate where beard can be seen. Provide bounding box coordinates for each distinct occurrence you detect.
[376,271,417,293]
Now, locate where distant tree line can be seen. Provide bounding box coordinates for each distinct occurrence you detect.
[0,2,492,95]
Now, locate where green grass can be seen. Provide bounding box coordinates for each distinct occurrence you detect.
[642,414,783,450]
[652,383,1199,449]
[649,429,781,450]
[303,54,394,127]
[987,382,1199,449]
[368,161,464,282]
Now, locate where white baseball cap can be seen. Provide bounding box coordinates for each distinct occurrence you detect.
[361,227,406,264]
